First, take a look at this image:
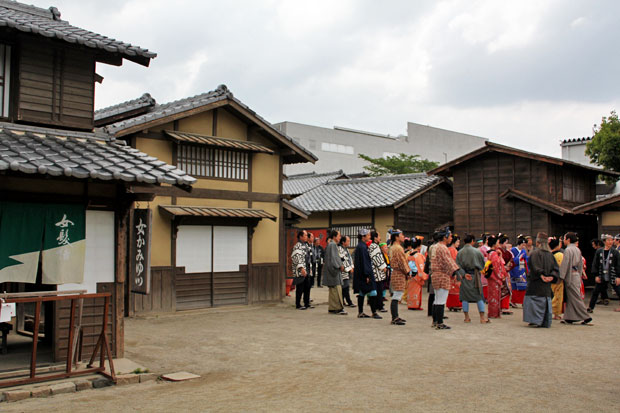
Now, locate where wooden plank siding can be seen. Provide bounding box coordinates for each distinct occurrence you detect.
[17,38,95,130]
[175,270,249,310]
[451,152,599,242]
[395,183,453,239]
[131,266,176,314]
[248,263,281,304]
[53,282,115,362]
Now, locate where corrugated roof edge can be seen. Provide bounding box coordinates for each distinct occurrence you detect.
[325,172,434,186]
[285,170,345,180]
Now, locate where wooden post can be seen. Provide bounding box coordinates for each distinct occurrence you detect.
[66,299,76,373]
[115,202,130,358]
[30,301,41,378]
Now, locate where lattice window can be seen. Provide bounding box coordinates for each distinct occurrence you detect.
[332,224,372,242]
[177,144,248,180]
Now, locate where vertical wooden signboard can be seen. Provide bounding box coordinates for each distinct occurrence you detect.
[131,209,152,294]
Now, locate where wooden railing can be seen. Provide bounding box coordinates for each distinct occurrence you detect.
[0,290,116,388]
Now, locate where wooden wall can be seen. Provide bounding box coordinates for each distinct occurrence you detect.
[130,266,175,314]
[54,283,115,362]
[395,183,453,239]
[16,38,95,130]
[452,152,598,241]
[175,269,249,311]
[249,263,281,304]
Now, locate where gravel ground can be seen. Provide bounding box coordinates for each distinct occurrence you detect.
[4,288,619,412]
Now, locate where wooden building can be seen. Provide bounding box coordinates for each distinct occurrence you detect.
[95,86,317,313]
[288,173,453,243]
[0,1,191,362]
[428,141,620,276]
[573,193,620,237]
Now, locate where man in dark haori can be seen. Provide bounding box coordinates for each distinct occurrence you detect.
[559,232,592,325]
[323,229,347,315]
[353,228,381,319]
[456,233,489,324]
[523,232,558,328]
[588,234,620,313]
[313,237,325,288]
[369,230,388,312]
[291,229,312,310]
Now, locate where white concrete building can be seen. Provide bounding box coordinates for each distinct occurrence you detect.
[276,121,487,176]
[561,137,619,195]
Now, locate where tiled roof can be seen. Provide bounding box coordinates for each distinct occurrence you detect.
[0,122,195,187]
[100,85,317,164]
[0,0,156,66]
[283,170,346,196]
[561,137,592,145]
[159,205,276,221]
[290,173,443,212]
[94,93,156,124]
[164,131,274,154]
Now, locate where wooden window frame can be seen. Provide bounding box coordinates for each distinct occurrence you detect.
[176,143,249,182]
[0,43,11,120]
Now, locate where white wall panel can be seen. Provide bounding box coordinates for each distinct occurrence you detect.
[213,226,247,272]
[177,225,212,273]
[58,210,114,293]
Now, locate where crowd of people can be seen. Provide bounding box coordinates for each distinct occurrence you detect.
[290,227,620,329]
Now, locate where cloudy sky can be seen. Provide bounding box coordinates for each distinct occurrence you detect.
[35,0,620,157]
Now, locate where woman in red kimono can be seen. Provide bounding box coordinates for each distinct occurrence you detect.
[446,235,462,311]
[407,238,428,310]
[487,235,507,318]
[497,234,514,315]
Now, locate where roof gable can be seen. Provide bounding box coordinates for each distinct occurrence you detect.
[428,141,619,177]
[0,0,156,66]
[99,85,317,164]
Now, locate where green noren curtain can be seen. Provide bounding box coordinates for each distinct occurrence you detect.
[0,202,85,284]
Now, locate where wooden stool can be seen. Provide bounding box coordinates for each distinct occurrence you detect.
[0,322,12,354]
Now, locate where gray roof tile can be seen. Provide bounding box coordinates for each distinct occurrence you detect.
[290,173,443,212]
[99,85,318,163]
[94,93,156,122]
[0,0,156,65]
[0,122,196,187]
[283,170,346,195]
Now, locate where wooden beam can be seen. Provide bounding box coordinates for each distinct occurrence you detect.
[129,184,281,203]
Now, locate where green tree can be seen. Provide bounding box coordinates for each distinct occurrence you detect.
[358,153,439,177]
[586,110,620,184]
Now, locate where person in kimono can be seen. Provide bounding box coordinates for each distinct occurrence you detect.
[369,231,388,313]
[407,237,428,310]
[497,234,514,315]
[478,233,491,300]
[559,232,592,325]
[313,237,325,288]
[322,230,347,315]
[353,229,381,319]
[487,235,507,319]
[456,234,489,324]
[430,227,460,330]
[426,233,441,317]
[291,230,311,310]
[389,229,409,325]
[510,236,529,307]
[338,235,355,307]
[588,234,620,313]
[523,232,558,328]
[549,237,565,320]
[446,234,462,311]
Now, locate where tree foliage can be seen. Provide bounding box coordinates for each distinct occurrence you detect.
[586,110,620,184]
[358,153,439,177]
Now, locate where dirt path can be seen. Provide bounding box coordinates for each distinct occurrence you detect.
[4,288,619,412]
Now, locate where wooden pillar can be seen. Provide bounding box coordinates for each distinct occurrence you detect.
[114,201,130,358]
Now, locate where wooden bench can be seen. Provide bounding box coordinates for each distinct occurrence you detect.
[0,322,12,354]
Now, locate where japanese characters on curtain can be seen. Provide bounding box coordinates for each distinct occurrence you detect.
[0,202,85,284]
[130,209,151,294]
